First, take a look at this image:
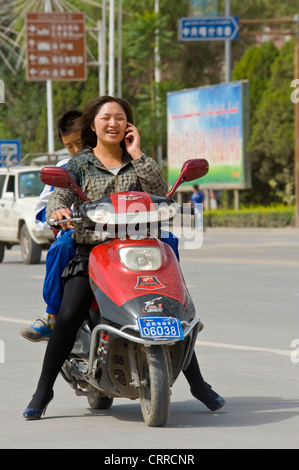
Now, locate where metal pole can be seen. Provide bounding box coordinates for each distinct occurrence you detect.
[224,0,239,208]
[44,0,54,153]
[224,0,231,82]
[154,0,163,167]
[154,0,161,84]
[101,0,107,95]
[225,0,240,209]
[294,15,299,227]
[46,81,54,153]
[108,0,115,95]
[98,20,106,95]
[117,0,122,97]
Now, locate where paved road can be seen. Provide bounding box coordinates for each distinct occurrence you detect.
[0,227,298,450]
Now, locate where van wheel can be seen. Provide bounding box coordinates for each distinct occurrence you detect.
[20,224,42,264]
[0,242,5,263]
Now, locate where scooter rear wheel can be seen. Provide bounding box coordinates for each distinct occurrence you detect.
[139,345,170,427]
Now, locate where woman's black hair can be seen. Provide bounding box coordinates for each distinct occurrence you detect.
[77,95,134,149]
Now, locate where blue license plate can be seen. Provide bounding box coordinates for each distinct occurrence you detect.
[137,316,184,340]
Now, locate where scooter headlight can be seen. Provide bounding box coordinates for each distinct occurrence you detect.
[119,246,162,271]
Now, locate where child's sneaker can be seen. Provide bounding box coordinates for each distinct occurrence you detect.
[19,314,56,342]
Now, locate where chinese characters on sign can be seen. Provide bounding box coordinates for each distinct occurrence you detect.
[178,16,239,41]
[26,12,86,81]
[0,140,22,166]
[167,81,251,189]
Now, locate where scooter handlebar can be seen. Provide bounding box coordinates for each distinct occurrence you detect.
[49,217,82,226]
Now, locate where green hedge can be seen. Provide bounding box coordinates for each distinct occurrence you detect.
[204,205,295,228]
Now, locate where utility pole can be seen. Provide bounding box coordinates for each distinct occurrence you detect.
[99,0,107,96]
[44,0,54,154]
[154,0,163,167]
[117,0,122,97]
[108,0,115,95]
[224,0,239,209]
[224,0,231,82]
[294,15,299,227]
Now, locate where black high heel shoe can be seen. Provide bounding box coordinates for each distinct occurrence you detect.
[191,383,226,412]
[23,390,54,420]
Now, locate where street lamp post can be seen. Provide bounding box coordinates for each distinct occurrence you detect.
[108,0,115,95]
[44,0,54,154]
[294,15,299,227]
[154,0,163,167]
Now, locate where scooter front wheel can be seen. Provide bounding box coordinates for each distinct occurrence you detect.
[138,345,170,427]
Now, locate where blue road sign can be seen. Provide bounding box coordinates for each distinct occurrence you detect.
[0,140,21,166]
[178,16,239,41]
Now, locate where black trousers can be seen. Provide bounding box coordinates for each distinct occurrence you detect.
[28,274,210,409]
[28,275,94,408]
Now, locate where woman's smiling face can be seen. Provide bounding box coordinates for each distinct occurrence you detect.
[92,101,128,145]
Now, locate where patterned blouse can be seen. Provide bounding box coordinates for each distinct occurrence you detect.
[46,148,168,244]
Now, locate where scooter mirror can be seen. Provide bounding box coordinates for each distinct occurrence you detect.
[40,166,91,202]
[166,159,209,198]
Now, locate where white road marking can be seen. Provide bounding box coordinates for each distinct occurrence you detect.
[0,317,292,358]
[184,256,299,266]
[196,340,291,357]
[0,316,31,325]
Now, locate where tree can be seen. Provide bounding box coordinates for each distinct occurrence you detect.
[232,41,279,204]
[232,41,279,123]
[233,38,294,205]
[248,39,294,204]
[122,10,181,160]
[0,68,45,153]
[1,0,298,207]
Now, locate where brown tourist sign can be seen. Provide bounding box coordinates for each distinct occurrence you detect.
[26,12,86,82]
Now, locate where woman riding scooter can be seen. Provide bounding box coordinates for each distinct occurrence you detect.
[23,95,225,420]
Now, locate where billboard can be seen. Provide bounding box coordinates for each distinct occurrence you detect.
[167,81,251,189]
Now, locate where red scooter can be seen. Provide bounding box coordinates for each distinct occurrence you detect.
[40,158,209,427]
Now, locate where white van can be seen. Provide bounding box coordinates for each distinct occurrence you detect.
[0,166,54,264]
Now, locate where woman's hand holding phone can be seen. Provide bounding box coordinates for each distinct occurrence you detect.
[124,123,143,160]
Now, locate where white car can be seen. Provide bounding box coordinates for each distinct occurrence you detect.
[0,165,54,264]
